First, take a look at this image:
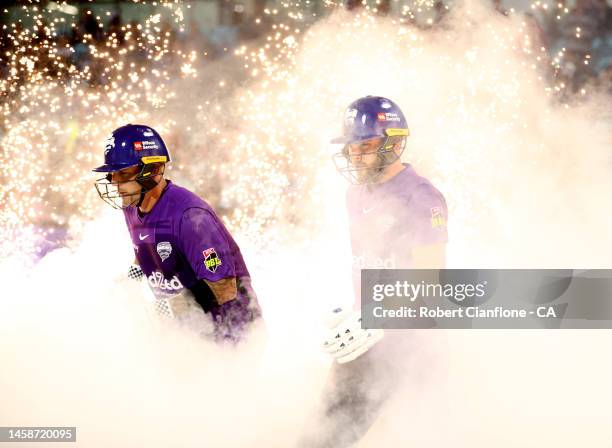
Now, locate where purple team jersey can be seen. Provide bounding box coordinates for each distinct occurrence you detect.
[123,180,261,339]
[347,163,448,295]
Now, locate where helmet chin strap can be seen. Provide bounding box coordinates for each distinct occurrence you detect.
[134,163,165,208]
[135,187,147,208]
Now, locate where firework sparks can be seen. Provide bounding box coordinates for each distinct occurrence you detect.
[0,0,608,267]
[0,0,195,259]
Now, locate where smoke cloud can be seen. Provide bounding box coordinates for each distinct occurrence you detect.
[2,0,612,446]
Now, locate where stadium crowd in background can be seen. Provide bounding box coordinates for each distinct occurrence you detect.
[1,0,611,96]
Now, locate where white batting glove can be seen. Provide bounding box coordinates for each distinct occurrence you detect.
[322,307,384,364]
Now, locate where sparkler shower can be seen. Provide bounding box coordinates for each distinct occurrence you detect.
[1,0,611,446]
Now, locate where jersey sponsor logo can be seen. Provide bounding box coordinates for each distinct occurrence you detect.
[157,241,172,262]
[377,112,386,121]
[134,141,143,151]
[203,247,222,273]
[147,271,183,291]
[352,254,397,269]
[139,233,149,240]
[430,207,446,229]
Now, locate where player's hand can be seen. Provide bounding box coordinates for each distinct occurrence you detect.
[322,307,384,364]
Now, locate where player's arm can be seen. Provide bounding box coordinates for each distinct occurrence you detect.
[178,206,257,343]
[409,183,449,269]
[204,277,237,305]
[178,207,239,307]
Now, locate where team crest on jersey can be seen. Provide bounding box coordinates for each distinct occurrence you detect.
[203,247,222,273]
[157,241,172,262]
[430,207,446,229]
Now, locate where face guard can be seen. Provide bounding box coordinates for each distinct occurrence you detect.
[332,128,409,185]
[94,156,167,210]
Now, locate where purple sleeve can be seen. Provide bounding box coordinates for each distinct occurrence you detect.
[178,207,236,282]
[410,183,449,246]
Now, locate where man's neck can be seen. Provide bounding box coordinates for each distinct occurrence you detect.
[374,161,406,185]
[138,178,168,214]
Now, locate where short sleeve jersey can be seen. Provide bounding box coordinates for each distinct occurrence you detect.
[123,181,254,313]
[347,163,449,294]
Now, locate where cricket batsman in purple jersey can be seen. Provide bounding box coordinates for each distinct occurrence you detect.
[299,96,448,447]
[92,124,263,342]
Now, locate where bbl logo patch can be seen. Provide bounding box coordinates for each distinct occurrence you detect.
[430,207,446,229]
[203,247,222,273]
[157,241,172,262]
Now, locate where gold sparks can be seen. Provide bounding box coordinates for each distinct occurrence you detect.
[0,0,583,259]
[0,0,193,258]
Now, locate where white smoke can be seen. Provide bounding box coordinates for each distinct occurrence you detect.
[2,0,612,446]
[0,210,330,447]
